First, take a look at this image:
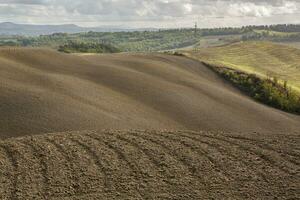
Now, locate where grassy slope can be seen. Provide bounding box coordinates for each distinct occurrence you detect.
[187,41,300,91]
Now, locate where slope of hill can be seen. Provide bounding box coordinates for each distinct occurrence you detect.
[188,42,300,91]
[0,130,299,199]
[0,48,300,139]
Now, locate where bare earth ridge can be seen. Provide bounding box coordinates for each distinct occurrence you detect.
[0,48,299,138]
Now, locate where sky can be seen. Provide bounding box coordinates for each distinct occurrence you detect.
[1,0,300,28]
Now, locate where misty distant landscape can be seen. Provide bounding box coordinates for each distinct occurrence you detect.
[0,0,299,199]
[0,22,157,35]
[2,22,300,52]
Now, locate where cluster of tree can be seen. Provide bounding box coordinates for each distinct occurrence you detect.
[201,27,246,36]
[58,41,120,53]
[200,24,300,37]
[78,30,200,52]
[205,64,300,114]
[241,31,300,42]
[252,24,300,33]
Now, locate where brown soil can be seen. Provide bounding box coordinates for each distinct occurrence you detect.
[0,130,299,199]
[0,48,299,139]
[0,48,299,199]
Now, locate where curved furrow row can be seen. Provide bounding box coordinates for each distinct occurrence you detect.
[72,134,136,197]
[189,131,298,175]
[43,137,80,194]
[0,130,299,199]
[135,132,246,199]
[153,132,233,180]
[150,131,278,199]
[20,139,50,198]
[158,132,257,180]
[3,140,49,199]
[169,132,288,198]
[131,132,199,177]
[28,136,78,198]
[112,133,185,197]
[116,132,208,199]
[89,132,164,199]
[179,131,300,198]
[45,135,107,197]
[0,144,18,200]
[192,132,298,174]
[172,132,270,180]
[225,134,300,165]
[74,133,143,199]
[130,131,245,199]
[66,138,112,198]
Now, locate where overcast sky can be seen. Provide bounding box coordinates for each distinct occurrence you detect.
[1,0,300,28]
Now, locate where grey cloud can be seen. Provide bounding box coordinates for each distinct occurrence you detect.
[0,0,299,28]
[0,0,49,4]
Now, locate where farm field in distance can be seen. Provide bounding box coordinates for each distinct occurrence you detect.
[186,41,300,92]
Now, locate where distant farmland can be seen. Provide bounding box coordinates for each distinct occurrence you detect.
[188,41,300,91]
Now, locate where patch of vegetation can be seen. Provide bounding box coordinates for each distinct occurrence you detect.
[58,41,120,53]
[204,63,300,114]
[0,30,202,52]
[242,30,300,42]
[163,51,185,56]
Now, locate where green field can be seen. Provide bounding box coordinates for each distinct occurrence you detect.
[186,41,300,91]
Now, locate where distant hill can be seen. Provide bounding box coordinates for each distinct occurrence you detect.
[187,41,300,91]
[0,22,84,35]
[0,22,157,36]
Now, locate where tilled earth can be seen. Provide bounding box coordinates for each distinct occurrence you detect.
[0,130,299,199]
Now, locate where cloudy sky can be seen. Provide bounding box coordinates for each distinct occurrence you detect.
[1,0,300,28]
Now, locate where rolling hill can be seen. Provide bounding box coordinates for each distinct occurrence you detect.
[188,41,300,91]
[0,48,299,139]
[0,48,299,199]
